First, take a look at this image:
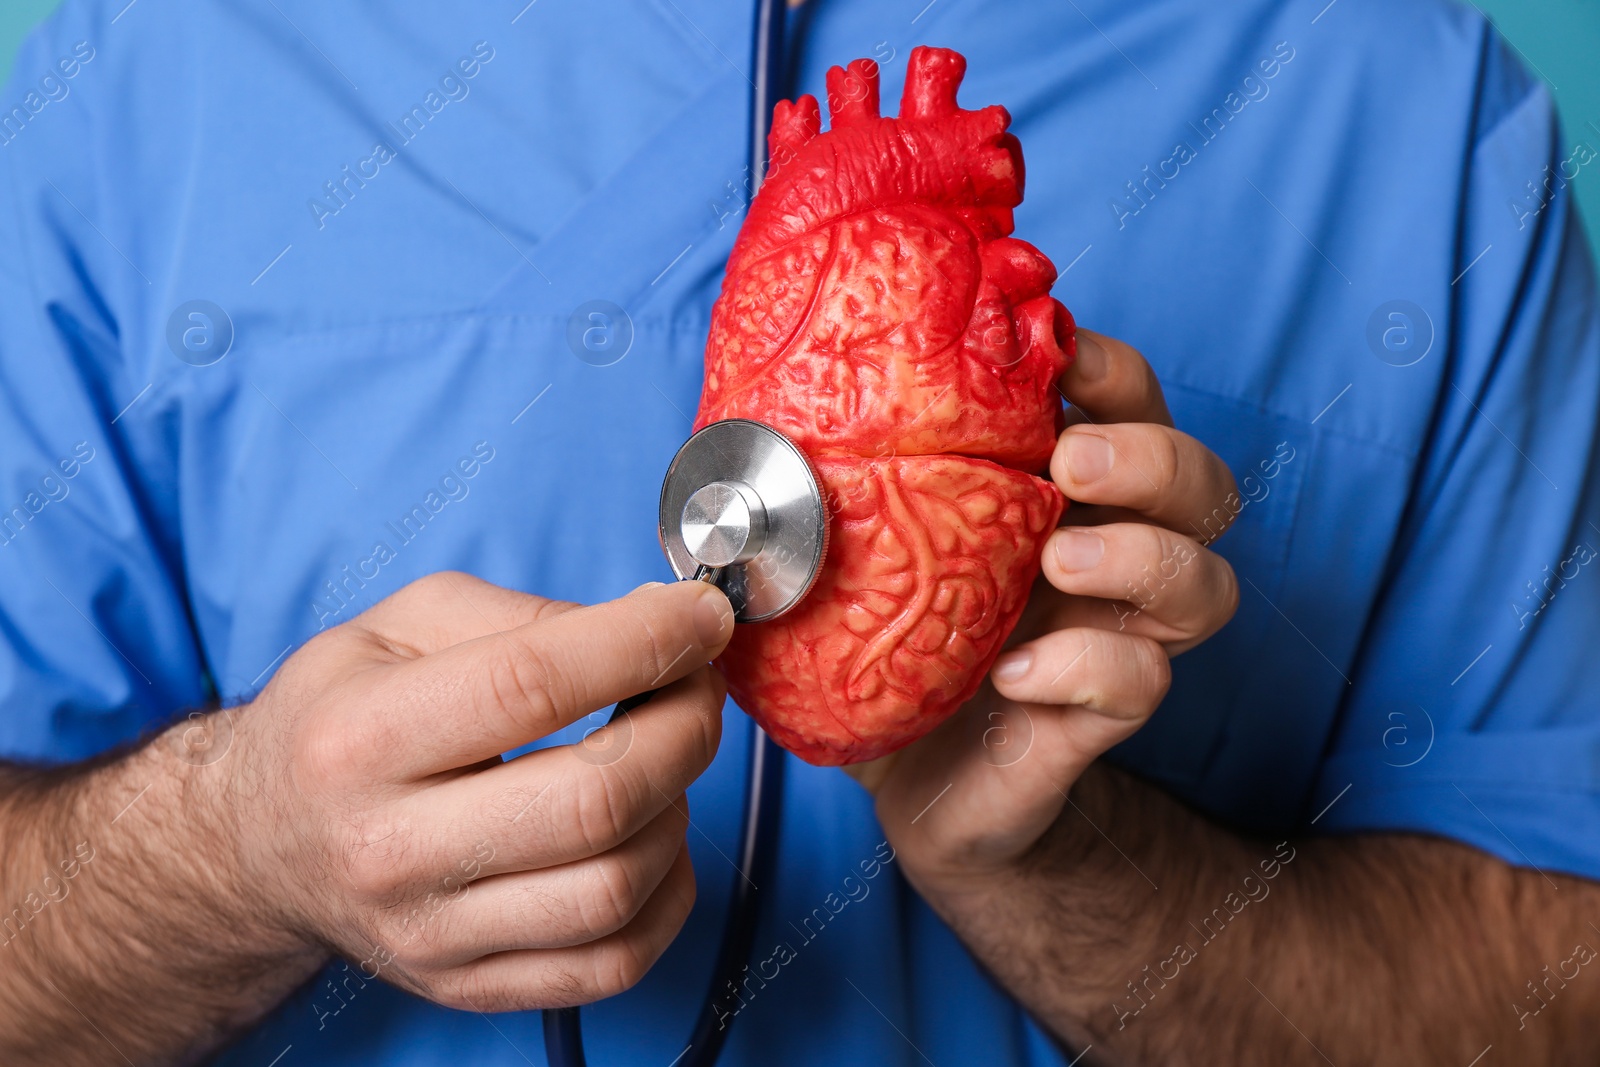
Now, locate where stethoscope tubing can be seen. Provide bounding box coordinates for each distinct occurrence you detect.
[541,728,786,1067]
[541,1,791,1064]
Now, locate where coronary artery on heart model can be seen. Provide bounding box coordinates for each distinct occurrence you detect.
[695,45,1075,766]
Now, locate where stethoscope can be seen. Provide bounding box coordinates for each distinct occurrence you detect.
[542,2,821,1063]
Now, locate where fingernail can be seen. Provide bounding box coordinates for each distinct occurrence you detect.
[631,581,667,594]
[693,588,733,648]
[993,650,1032,682]
[1053,529,1104,572]
[1065,434,1113,484]
[1072,330,1107,382]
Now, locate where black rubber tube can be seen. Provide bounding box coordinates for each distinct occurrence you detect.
[541,725,787,1067]
[542,6,791,1060]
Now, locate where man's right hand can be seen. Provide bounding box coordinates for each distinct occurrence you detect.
[219,572,734,1013]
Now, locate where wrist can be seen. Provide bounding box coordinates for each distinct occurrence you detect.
[155,708,327,967]
[897,765,1181,1049]
[907,790,1102,926]
[0,714,327,1064]
[97,712,330,1005]
[891,759,1112,905]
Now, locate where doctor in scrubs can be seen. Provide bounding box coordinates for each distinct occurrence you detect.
[0,0,1598,1064]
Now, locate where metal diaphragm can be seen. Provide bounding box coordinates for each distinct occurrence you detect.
[658,419,828,623]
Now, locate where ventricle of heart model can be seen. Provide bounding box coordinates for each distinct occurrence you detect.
[696,45,1075,766]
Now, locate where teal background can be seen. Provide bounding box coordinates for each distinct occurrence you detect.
[1,0,1600,247]
[0,0,62,81]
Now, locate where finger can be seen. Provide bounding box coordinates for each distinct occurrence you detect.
[352,571,579,658]
[377,581,734,774]
[403,802,689,967]
[1050,423,1239,539]
[404,667,723,869]
[990,628,1170,731]
[436,843,697,1012]
[860,681,1151,880]
[1058,329,1171,426]
[1017,594,1218,656]
[1039,524,1239,653]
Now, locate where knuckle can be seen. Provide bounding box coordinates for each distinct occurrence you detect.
[1111,525,1177,604]
[664,857,697,921]
[434,969,512,1013]
[1214,557,1241,625]
[428,979,478,1013]
[630,611,678,688]
[375,960,436,1003]
[285,626,345,671]
[337,857,396,915]
[1074,632,1116,708]
[653,797,692,847]
[592,937,653,999]
[413,570,469,601]
[1208,445,1241,505]
[1096,330,1145,374]
[340,813,418,902]
[442,960,591,1015]
[1127,339,1154,377]
[408,572,448,599]
[580,854,644,938]
[485,644,564,737]
[684,672,724,771]
[1218,467,1240,515]
[393,920,444,966]
[1136,354,1167,405]
[1193,441,1241,543]
[1132,637,1173,710]
[570,770,636,857]
[1146,427,1183,497]
[1075,631,1169,720]
[1159,528,1203,586]
[292,716,366,789]
[634,678,721,789]
[384,896,453,964]
[1147,524,1184,571]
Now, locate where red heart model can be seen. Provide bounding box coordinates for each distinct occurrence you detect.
[695,46,1074,766]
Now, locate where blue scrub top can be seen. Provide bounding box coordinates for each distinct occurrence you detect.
[2,0,1598,1063]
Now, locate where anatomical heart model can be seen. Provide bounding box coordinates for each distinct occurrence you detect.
[695,46,1075,765]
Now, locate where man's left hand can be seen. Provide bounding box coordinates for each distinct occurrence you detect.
[849,328,1241,891]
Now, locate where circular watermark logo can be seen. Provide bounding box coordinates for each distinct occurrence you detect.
[566,300,634,367]
[165,300,234,367]
[979,705,1035,768]
[571,710,635,767]
[1380,706,1435,768]
[170,708,235,767]
[1365,300,1433,368]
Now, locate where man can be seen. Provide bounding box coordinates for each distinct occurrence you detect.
[0,1,1596,1065]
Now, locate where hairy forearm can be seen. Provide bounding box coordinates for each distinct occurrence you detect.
[920,763,1596,1066]
[0,716,325,1065]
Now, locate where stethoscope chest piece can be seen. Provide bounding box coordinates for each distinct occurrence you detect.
[658,419,828,623]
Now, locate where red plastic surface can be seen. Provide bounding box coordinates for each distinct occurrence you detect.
[696,47,1074,765]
